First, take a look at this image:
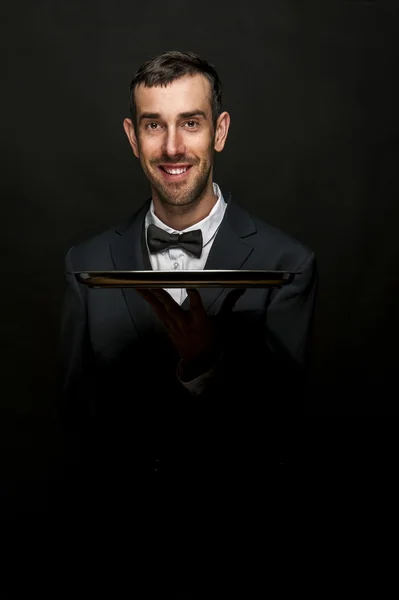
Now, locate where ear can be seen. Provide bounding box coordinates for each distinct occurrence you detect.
[123,118,140,158]
[214,111,230,153]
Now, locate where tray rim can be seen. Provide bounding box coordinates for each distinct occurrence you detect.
[71,269,300,288]
[71,269,301,275]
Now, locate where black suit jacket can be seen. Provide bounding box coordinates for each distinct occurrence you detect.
[57,191,317,504]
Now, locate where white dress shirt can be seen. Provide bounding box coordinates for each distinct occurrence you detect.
[145,182,227,303]
[144,182,227,395]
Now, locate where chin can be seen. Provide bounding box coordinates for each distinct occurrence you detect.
[160,192,195,207]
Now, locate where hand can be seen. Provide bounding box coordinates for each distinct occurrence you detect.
[136,287,246,367]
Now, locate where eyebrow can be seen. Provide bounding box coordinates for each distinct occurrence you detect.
[139,110,207,123]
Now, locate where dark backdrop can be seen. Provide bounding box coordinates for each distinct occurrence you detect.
[1,1,399,517]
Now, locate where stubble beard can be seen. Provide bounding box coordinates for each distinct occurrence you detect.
[141,148,215,213]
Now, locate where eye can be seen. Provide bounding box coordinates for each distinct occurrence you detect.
[185,120,199,128]
[146,122,160,130]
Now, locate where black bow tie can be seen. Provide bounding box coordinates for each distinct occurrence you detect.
[147,223,203,259]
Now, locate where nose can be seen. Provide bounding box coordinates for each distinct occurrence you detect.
[162,126,186,158]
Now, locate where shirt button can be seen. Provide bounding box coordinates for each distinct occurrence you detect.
[173,262,179,269]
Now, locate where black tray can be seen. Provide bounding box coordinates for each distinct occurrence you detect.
[72,269,299,289]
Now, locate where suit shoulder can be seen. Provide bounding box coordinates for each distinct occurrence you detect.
[62,215,137,274]
[238,203,315,268]
[256,215,313,254]
[65,212,137,261]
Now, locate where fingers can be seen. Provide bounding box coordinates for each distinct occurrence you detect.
[218,288,247,318]
[138,287,245,329]
[138,288,177,311]
[135,288,159,307]
[186,288,205,313]
[136,288,170,321]
[136,288,183,324]
[151,288,180,314]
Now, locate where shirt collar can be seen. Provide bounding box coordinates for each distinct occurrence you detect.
[145,182,227,248]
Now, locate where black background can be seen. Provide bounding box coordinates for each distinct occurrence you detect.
[1,1,399,519]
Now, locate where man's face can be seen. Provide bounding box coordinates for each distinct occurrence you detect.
[125,74,227,210]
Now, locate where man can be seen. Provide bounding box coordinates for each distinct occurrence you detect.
[57,50,317,516]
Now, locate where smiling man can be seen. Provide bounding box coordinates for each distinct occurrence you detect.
[123,71,229,230]
[57,50,317,525]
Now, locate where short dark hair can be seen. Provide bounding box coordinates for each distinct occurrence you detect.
[128,50,223,130]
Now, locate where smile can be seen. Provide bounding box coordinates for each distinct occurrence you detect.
[158,165,192,181]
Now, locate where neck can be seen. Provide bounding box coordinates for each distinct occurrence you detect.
[152,186,218,231]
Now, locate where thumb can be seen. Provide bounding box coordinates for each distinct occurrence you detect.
[219,288,246,318]
[186,288,205,312]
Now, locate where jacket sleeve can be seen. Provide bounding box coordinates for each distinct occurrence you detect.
[191,251,318,413]
[56,247,97,466]
[265,251,318,368]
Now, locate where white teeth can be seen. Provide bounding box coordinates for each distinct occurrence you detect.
[164,167,188,174]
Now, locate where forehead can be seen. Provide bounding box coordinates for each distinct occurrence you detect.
[134,73,212,116]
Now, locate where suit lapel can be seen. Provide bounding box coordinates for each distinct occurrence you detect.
[181,192,256,313]
[110,192,257,333]
[110,199,156,339]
